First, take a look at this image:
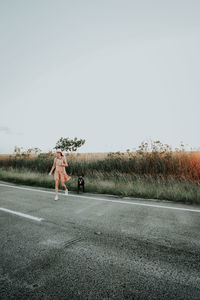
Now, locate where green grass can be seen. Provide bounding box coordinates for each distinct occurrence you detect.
[0,168,199,204]
[0,150,199,183]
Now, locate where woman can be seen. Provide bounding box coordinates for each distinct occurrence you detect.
[49,151,71,201]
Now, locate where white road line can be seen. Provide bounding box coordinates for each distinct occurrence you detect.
[0,207,44,222]
[0,183,200,214]
[0,183,55,194]
[71,194,200,213]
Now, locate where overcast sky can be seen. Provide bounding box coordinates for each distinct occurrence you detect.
[1,0,200,153]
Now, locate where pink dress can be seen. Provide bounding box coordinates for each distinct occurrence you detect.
[53,157,71,182]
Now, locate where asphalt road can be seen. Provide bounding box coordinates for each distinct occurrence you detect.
[0,181,200,300]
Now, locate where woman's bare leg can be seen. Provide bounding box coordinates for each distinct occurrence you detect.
[55,179,59,195]
[61,181,66,190]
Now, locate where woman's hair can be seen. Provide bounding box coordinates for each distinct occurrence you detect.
[56,151,64,156]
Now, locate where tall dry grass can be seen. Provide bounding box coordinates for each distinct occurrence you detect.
[0,142,199,182]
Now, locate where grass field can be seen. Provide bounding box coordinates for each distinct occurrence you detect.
[0,168,199,204]
[0,145,199,204]
[0,150,200,181]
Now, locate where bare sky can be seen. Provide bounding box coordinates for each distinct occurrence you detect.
[1,0,200,153]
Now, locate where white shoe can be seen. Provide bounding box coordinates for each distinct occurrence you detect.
[65,189,68,195]
[55,195,58,201]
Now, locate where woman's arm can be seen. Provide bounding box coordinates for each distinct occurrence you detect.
[49,159,56,175]
[62,156,68,167]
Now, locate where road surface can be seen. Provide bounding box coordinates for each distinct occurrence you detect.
[0,181,200,300]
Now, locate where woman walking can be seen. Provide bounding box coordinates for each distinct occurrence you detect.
[49,151,71,201]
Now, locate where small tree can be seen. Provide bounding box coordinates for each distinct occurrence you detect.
[54,137,86,153]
